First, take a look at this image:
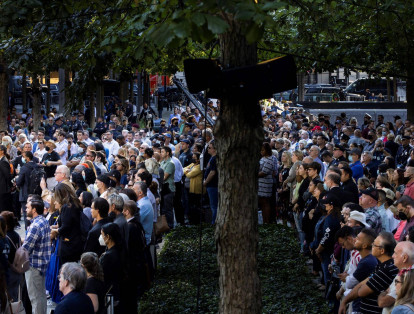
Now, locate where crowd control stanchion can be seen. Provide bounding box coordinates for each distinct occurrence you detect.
[106,293,114,314]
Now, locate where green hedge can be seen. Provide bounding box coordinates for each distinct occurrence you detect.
[139,224,329,313]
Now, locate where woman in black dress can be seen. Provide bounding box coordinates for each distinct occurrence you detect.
[81,252,106,314]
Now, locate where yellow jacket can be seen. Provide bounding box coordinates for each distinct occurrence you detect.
[183,163,204,194]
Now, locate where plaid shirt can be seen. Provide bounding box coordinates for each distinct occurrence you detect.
[365,206,382,235]
[22,215,51,274]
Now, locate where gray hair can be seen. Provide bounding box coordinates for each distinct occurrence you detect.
[57,165,70,179]
[310,145,320,154]
[107,193,124,212]
[399,241,414,264]
[133,181,147,196]
[60,262,87,291]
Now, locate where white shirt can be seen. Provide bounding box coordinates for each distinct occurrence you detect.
[171,156,184,182]
[84,138,94,145]
[34,148,47,160]
[56,139,68,165]
[103,139,120,161]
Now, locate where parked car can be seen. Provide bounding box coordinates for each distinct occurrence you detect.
[304,86,341,102]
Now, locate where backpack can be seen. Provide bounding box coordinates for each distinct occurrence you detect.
[7,236,29,274]
[28,164,46,196]
[80,211,92,241]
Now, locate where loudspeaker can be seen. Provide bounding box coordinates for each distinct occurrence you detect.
[183,56,297,100]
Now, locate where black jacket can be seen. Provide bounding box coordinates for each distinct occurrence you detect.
[326,186,348,208]
[0,157,11,194]
[84,217,111,257]
[126,217,147,278]
[15,161,36,202]
[341,179,359,204]
[55,291,94,314]
[58,203,84,262]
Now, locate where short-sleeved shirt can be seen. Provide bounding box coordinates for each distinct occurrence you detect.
[160,158,176,193]
[84,277,106,314]
[351,254,378,312]
[204,156,218,188]
[42,151,61,178]
[360,258,399,314]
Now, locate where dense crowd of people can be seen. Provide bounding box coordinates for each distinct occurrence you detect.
[259,101,414,313]
[0,95,414,313]
[0,99,218,313]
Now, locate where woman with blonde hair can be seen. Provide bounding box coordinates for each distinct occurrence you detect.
[392,269,414,313]
[83,160,98,177]
[283,150,303,203]
[115,158,130,189]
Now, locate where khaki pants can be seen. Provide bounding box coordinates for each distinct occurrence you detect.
[25,267,47,314]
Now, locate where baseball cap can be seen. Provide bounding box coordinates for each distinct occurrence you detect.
[320,194,341,208]
[360,187,379,201]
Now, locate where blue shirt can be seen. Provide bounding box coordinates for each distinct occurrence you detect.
[350,160,364,181]
[22,215,51,274]
[137,196,154,245]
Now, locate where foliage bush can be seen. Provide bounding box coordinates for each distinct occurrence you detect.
[139,224,329,313]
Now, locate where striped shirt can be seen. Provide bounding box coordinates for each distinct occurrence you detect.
[359,258,398,313]
[22,215,51,274]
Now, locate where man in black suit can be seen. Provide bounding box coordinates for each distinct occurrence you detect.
[15,151,38,229]
[84,197,111,257]
[340,165,360,204]
[123,200,148,311]
[0,145,12,212]
[324,172,349,208]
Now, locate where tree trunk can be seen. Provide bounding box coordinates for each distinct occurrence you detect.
[387,78,391,101]
[215,19,262,314]
[407,72,414,121]
[0,55,8,132]
[393,78,397,102]
[22,73,27,111]
[32,75,42,131]
[137,72,143,113]
[120,72,129,104]
[143,72,150,105]
[129,78,134,103]
[58,68,66,113]
[298,72,305,102]
[89,92,96,129]
[46,73,51,113]
[96,83,104,118]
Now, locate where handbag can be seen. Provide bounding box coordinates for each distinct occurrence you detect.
[155,215,170,236]
[6,288,26,314]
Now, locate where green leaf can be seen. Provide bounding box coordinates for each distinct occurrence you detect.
[205,15,228,34]
[245,23,264,44]
[192,13,205,27]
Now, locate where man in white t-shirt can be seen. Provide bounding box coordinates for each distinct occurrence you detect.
[55,131,68,165]
[103,131,120,162]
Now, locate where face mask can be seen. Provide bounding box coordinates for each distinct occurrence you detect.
[98,235,106,246]
[398,211,408,221]
[29,135,35,140]
[78,147,84,154]
[348,156,353,162]
[22,158,26,164]
[377,170,379,175]
[323,183,329,191]
[174,140,178,145]
[82,175,86,181]
[382,132,387,136]
[367,135,373,140]
[192,132,198,137]
[45,146,51,152]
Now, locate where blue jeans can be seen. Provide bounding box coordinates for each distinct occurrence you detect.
[321,254,332,285]
[207,187,218,224]
[293,211,305,251]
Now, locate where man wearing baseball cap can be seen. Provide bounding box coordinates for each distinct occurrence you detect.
[359,187,382,234]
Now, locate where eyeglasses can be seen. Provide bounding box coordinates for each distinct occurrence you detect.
[395,279,403,285]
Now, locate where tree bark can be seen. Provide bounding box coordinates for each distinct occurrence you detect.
[407,72,414,121]
[32,75,42,131]
[22,72,27,111]
[0,55,8,132]
[298,72,305,102]
[215,18,262,314]
[46,73,51,113]
[89,92,96,129]
[58,68,66,113]
[96,82,104,119]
